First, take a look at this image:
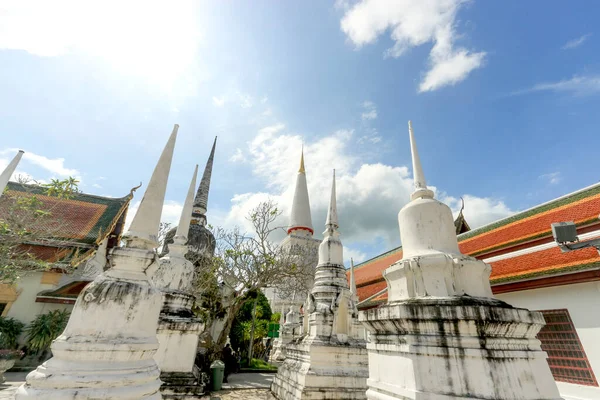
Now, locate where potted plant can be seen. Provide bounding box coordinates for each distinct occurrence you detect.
[0,349,23,383]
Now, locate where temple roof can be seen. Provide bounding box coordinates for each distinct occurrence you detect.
[349,182,600,308]
[0,181,132,264]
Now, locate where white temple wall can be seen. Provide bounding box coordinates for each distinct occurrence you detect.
[5,272,73,327]
[496,281,600,400]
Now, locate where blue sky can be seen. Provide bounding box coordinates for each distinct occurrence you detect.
[1,0,599,264]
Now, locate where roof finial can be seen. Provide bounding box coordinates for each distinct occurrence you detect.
[126,124,178,249]
[408,121,434,201]
[193,136,217,217]
[175,164,199,242]
[299,145,306,173]
[0,150,24,196]
[325,169,338,229]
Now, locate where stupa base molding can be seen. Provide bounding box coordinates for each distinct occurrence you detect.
[271,337,369,400]
[359,296,563,400]
[14,357,161,400]
[159,370,205,399]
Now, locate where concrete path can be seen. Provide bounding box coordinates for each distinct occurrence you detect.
[0,372,27,399]
[0,371,277,399]
[222,372,274,390]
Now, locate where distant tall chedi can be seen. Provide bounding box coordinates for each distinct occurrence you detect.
[162,137,217,265]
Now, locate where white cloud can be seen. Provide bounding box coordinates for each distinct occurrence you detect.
[124,200,183,233]
[0,1,201,88]
[444,194,514,230]
[562,33,591,50]
[0,148,79,179]
[340,0,485,92]
[237,92,254,108]
[223,123,515,252]
[361,101,377,120]
[344,246,367,265]
[539,172,561,185]
[229,148,247,163]
[212,96,226,107]
[92,183,102,189]
[513,75,600,96]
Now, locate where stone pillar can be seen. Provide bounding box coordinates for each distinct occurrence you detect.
[16,125,180,399]
[271,171,369,400]
[148,165,204,399]
[359,122,561,400]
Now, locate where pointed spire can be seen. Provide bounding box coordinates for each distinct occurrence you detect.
[350,257,357,297]
[408,121,434,201]
[299,145,305,173]
[288,146,313,235]
[194,136,216,215]
[126,124,178,249]
[0,150,24,196]
[325,170,338,229]
[175,164,199,242]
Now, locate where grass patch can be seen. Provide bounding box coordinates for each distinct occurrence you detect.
[243,358,278,371]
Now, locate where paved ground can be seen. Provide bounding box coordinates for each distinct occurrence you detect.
[222,372,274,390]
[209,389,275,400]
[0,371,276,399]
[0,372,27,399]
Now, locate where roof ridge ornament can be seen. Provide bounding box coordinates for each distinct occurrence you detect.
[408,121,434,201]
[125,124,178,249]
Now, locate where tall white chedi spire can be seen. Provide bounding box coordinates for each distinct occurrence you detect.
[361,121,560,400]
[0,150,24,195]
[17,125,179,400]
[399,121,460,260]
[272,169,369,399]
[288,147,314,236]
[151,165,205,397]
[127,124,178,249]
[318,169,342,266]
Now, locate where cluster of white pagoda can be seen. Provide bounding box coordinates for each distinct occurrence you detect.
[0,120,563,400]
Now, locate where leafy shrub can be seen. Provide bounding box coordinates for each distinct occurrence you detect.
[25,310,70,353]
[0,317,25,349]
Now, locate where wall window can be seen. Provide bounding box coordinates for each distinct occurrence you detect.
[537,309,598,386]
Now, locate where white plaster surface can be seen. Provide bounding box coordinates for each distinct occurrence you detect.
[497,281,600,400]
[6,272,74,327]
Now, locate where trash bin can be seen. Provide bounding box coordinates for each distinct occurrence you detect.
[210,360,225,391]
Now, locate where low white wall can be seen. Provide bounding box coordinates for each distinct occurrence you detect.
[6,272,73,326]
[496,281,600,400]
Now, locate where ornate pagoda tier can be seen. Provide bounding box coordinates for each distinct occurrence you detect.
[359,122,561,400]
[271,171,369,400]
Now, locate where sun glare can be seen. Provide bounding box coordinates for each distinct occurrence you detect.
[0,0,202,90]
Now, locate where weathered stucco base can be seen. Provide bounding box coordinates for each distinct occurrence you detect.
[359,296,562,400]
[271,336,369,400]
[154,292,205,398]
[15,246,164,399]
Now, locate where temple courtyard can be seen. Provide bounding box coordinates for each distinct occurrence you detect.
[0,373,276,400]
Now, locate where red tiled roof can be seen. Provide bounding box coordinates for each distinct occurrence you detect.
[458,184,600,257]
[0,182,132,266]
[490,246,600,283]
